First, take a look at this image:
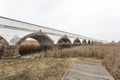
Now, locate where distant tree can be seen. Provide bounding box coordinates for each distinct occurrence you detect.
[10,35,20,44]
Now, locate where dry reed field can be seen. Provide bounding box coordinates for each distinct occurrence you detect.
[0,42,120,80]
[0,58,76,80]
[19,41,41,55]
[19,43,120,80]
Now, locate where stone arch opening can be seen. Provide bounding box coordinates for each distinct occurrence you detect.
[17,32,54,55]
[19,38,42,55]
[92,40,94,44]
[82,39,87,45]
[88,40,91,44]
[73,38,81,46]
[0,35,9,58]
[57,35,71,48]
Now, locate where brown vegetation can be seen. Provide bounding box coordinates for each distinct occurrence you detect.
[19,42,120,79]
[0,42,120,80]
[19,41,41,55]
[0,58,76,80]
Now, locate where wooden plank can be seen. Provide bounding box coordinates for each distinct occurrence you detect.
[62,61,115,80]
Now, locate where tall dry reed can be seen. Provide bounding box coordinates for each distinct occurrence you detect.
[19,41,41,55]
[31,44,120,79]
[18,42,120,79]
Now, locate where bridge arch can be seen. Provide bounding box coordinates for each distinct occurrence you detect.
[57,35,71,48]
[82,39,87,45]
[17,32,54,46]
[73,38,81,46]
[17,32,54,55]
[88,40,91,44]
[0,35,9,46]
[0,35,9,57]
[92,40,94,44]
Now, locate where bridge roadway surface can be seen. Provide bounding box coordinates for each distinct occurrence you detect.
[62,61,114,80]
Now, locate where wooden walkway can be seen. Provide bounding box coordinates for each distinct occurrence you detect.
[62,61,115,80]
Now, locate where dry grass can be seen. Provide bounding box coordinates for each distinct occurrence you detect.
[103,47,120,79]
[29,43,120,80]
[0,42,120,80]
[0,58,76,80]
[19,41,41,55]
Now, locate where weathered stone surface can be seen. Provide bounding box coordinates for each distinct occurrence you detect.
[0,38,9,46]
[2,45,20,58]
[62,61,115,80]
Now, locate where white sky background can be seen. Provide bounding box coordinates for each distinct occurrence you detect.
[0,0,120,42]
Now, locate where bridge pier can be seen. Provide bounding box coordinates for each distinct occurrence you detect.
[2,45,20,58]
[40,45,53,52]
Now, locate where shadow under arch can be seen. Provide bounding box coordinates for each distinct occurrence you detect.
[92,40,94,44]
[17,32,54,45]
[17,32,54,54]
[82,39,87,45]
[88,40,91,44]
[0,35,9,57]
[73,38,81,46]
[57,35,71,48]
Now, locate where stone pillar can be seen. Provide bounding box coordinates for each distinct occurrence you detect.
[2,45,20,58]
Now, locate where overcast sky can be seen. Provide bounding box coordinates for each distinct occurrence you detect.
[0,0,120,42]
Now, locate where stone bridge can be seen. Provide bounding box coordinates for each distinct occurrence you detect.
[0,16,105,58]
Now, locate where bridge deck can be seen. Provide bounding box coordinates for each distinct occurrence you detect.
[62,61,114,80]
